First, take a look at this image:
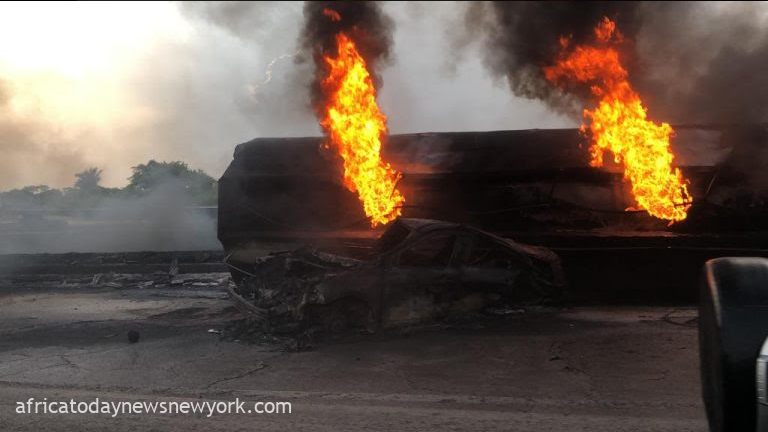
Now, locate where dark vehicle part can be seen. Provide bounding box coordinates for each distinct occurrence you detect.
[757,337,768,431]
[225,219,566,332]
[699,257,768,432]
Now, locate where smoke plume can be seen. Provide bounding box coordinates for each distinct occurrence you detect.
[465,1,768,124]
[0,79,90,188]
[635,1,768,125]
[299,1,395,115]
[0,176,219,254]
[462,2,641,118]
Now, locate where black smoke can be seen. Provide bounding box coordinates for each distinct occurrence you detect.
[464,1,641,117]
[635,1,768,125]
[466,1,768,125]
[299,1,394,115]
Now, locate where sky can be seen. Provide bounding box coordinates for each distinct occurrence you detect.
[0,1,572,189]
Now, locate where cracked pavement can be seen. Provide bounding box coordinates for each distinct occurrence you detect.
[0,279,707,431]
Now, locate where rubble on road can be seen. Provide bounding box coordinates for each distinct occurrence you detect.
[0,250,230,292]
[0,271,232,291]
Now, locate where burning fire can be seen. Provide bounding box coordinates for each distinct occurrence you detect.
[319,31,404,227]
[544,17,692,223]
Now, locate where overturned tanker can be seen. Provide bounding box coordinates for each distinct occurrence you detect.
[219,125,768,305]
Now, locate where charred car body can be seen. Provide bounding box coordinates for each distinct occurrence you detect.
[225,218,566,333]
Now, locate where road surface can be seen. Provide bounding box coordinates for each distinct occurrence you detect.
[0,280,706,431]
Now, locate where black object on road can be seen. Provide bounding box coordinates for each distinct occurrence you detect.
[127,330,140,344]
[699,257,768,432]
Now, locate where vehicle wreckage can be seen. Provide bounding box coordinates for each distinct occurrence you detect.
[218,126,768,331]
[225,218,566,333]
[218,126,768,307]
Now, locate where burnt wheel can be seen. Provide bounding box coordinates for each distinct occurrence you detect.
[699,257,768,432]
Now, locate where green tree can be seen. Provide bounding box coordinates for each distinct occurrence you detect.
[127,160,217,205]
[0,185,64,210]
[0,160,218,210]
[74,168,102,192]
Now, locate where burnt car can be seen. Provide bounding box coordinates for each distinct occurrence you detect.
[225,218,566,333]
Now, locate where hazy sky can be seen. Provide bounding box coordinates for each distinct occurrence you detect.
[0,1,571,189]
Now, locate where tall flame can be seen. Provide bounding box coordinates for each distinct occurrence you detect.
[544,18,692,223]
[319,33,404,227]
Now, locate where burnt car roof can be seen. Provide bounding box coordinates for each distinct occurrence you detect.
[376,218,527,255]
[388,218,521,241]
[375,218,459,253]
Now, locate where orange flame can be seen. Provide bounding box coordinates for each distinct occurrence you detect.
[544,18,692,223]
[319,33,404,227]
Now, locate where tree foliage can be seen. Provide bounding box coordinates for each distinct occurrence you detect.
[0,161,218,210]
[127,160,217,204]
[74,168,103,191]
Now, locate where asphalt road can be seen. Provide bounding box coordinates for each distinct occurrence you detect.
[0,282,707,431]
